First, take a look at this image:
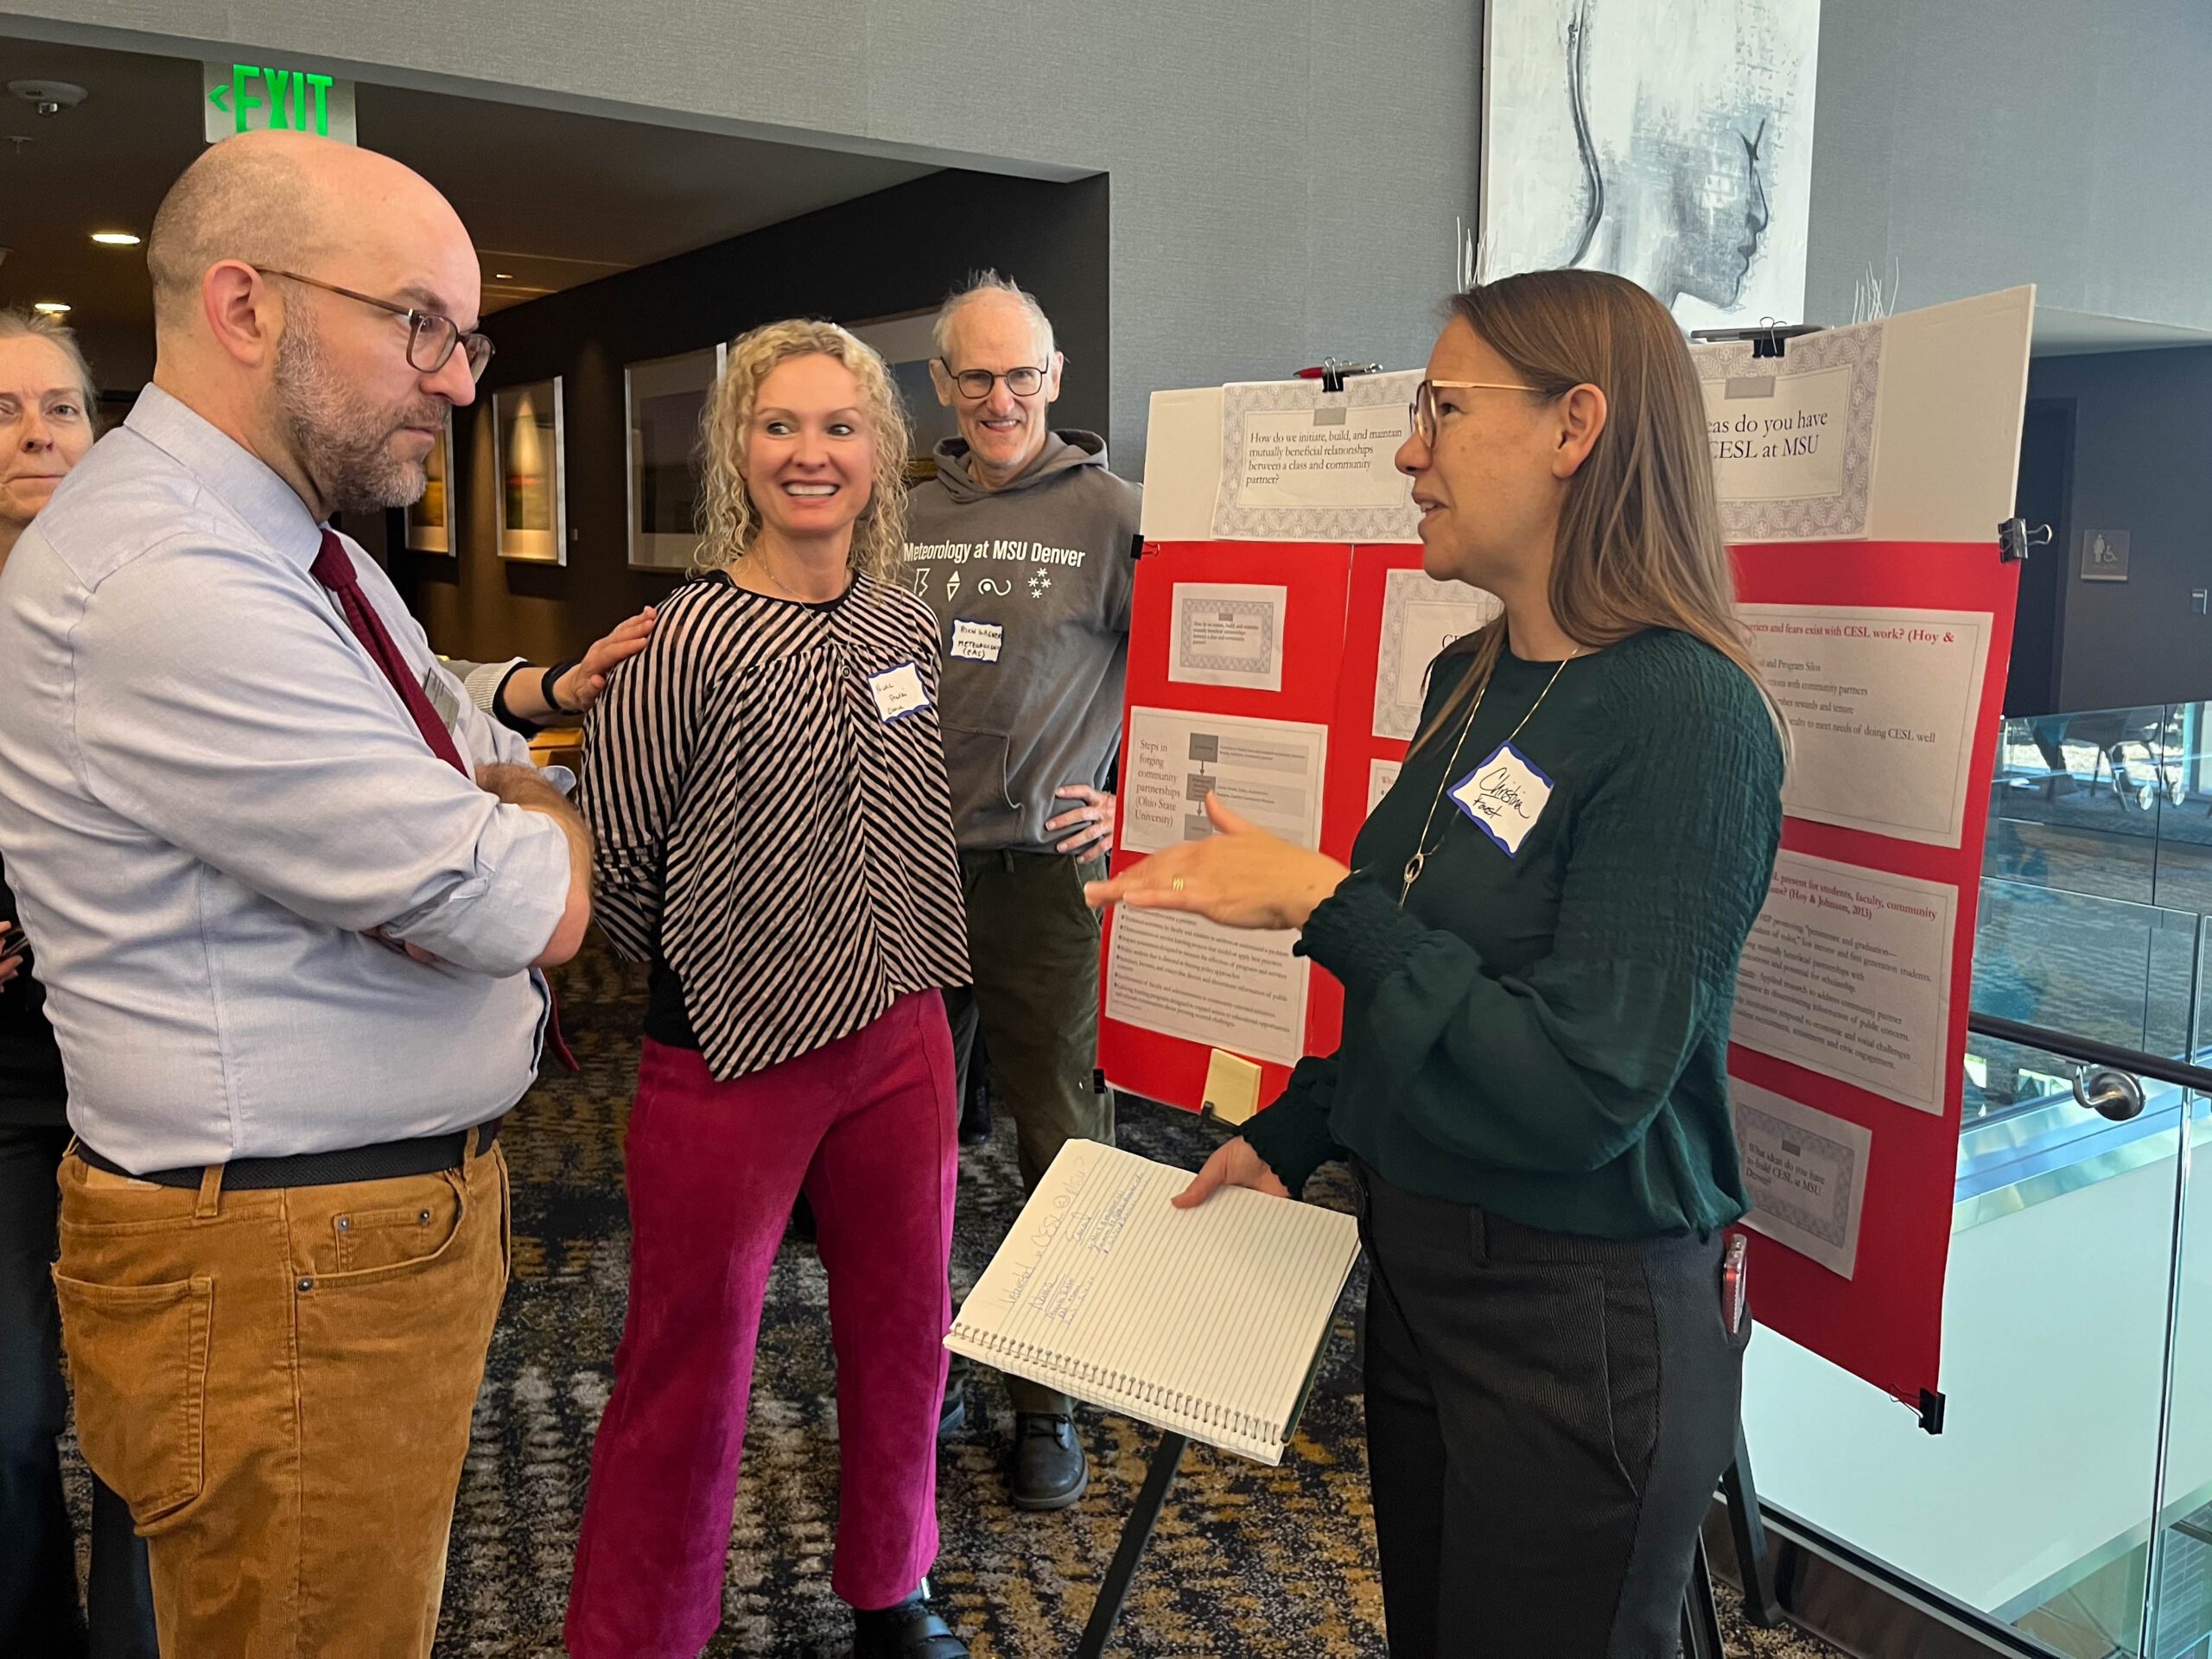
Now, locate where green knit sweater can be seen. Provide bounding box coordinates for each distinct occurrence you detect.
[1241,628,1783,1240]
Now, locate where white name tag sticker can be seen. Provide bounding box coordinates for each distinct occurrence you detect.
[868,661,931,722]
[1449,741,1555,856]
[950,620,1004,664]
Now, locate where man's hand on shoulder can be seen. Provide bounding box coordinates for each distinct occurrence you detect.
[477,763,594,967]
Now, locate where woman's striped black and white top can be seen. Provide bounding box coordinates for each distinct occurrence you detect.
[582,570,970,1081]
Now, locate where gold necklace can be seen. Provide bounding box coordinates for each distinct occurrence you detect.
[1397,648,1580,905]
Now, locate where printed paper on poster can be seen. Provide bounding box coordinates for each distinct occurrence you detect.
[1105,908,1311,1067]
[1368,758,1403,815]
[1120,708,1328,855]
[1372,569,1502,741]
[1211,372,1425,543]
[1169,582,1288,693]
[1732,850,1955,1116]
[1109,709,1329,1065]
[1739,603,1991,848]
[1731,1077,1873,1281]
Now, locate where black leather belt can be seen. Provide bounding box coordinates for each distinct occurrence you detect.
[76,1116,503,1192]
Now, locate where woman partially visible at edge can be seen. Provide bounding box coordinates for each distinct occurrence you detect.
[565,320,971,1659]
[1088,269,1785,1659]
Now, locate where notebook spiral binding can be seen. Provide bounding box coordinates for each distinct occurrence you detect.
[954,1325,1283,1448]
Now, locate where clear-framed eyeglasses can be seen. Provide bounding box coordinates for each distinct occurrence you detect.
[940,361,1048,400]
[1408,378,1541,446]
[258,268,496,382]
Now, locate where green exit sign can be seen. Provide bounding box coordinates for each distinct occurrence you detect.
[201,62,358,144]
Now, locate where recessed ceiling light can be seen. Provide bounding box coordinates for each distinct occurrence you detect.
[32,301,70,315]
[91,231,142,246]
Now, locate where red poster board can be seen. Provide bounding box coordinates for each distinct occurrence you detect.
[1111,285,2035,1417]
[1726,540,2018,1418]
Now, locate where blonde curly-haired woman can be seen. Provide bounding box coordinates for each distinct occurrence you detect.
[566,321,972,1659]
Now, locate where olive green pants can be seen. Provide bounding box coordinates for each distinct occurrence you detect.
[945,849,1116,1414]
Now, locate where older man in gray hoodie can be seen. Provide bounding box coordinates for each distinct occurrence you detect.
[902,272,1140,1511]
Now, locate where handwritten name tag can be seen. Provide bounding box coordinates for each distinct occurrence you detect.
[950,619,1004,664]
[868,661,931,722]
[1449,741,1554,856]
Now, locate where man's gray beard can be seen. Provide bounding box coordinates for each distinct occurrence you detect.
[274,314,441,515]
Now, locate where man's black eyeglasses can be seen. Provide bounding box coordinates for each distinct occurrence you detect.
[260,269,495,382]
[938,360,1048,400]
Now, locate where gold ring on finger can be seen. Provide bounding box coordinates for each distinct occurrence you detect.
[1172,876,1186,893]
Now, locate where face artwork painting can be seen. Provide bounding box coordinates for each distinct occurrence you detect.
[1479,0,1821,329]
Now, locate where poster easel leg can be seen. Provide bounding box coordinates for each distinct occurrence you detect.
[1723,1426,1786,1627]
[1681,1532,1726,1659]
[1075,1431,1188,1659]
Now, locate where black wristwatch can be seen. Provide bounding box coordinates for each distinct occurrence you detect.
[540,658,585,719]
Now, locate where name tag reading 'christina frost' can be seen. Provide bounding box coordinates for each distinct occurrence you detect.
[868,662,931,722]
[1449,742,1554,856]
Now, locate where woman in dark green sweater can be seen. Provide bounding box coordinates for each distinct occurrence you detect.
[1089,270,1784,1657]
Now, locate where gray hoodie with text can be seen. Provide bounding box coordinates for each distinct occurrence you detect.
[901,430,1141,853]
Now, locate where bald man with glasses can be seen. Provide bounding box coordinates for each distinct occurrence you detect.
[0,131,588,1655]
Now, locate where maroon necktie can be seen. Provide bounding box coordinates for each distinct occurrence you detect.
[311,531,469,774]
[310,529,579,1072]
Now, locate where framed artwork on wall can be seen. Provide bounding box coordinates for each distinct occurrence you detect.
[494,378,566,563]
[1478,0,1822,330]
[626,345,725,571]
[404,410,455,555]
[845,309,958,463]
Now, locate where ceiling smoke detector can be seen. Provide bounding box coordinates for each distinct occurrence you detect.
[8,79,88,118]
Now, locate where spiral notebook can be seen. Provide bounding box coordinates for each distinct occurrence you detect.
[947,1140,1361,1465]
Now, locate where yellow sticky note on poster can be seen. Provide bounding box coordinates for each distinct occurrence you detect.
[1202,1049,1263,1126]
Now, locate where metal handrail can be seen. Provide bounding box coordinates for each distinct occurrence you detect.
[1967,1010,2212,1097]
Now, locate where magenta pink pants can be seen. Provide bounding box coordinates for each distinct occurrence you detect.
[564,994,958,1657]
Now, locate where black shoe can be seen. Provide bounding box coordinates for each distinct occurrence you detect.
[957,1077,992,1146]
[852,1582,968,1658]
[1008,1412,1088,1510]
[938,1369,966,1441]
[788,1191,817,1244]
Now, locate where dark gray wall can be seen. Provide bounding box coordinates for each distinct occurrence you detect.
[1806,0,2212,332]
[2022,346,2212,712]
[0,0,1480,472]
[392,168,1109,666]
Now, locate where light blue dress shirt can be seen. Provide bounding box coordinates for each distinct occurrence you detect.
[0,385,571,1172]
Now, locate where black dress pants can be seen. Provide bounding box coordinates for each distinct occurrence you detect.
[1356,1161,1748,1659]
[0,1122,159,1658]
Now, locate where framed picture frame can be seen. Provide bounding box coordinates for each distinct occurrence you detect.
[626,344,725,571]
[845,310,957,461]
[494,378,566,563]
[403,409,455,554]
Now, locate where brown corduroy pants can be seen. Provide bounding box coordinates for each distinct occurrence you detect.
[51,1134,510,1657]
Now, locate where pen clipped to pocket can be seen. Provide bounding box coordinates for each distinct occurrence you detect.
[1721,1231,1750,1338]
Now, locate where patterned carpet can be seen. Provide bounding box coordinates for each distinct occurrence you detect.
[70,938,1847,1658]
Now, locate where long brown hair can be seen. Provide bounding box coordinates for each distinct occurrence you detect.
[1412,269,1781,752]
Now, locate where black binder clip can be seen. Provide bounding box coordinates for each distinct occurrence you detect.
[1300,358,1382,393]
[1688,322,1820,359]
[1998,518,2051,563]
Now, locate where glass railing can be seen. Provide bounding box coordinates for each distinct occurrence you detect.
[1990,704,2212,913]
[1735,705,2212,1656]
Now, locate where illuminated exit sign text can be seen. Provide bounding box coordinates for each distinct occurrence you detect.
[202,62,359,144]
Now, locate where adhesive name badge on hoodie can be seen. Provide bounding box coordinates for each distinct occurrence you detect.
[950,620,1004,663]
